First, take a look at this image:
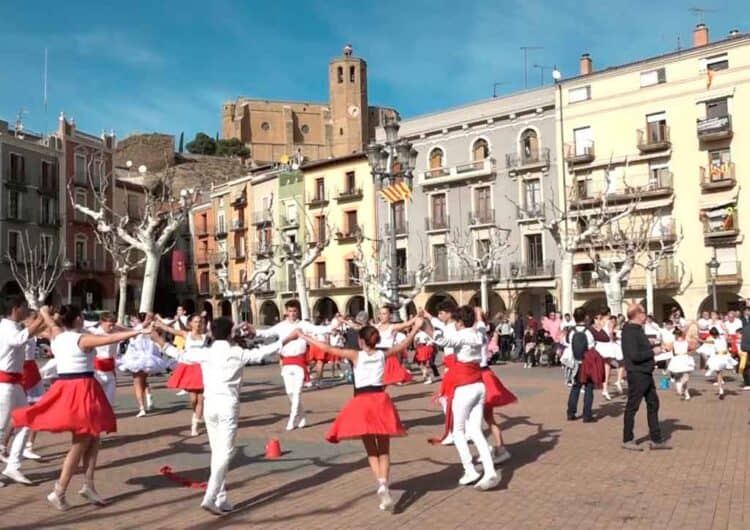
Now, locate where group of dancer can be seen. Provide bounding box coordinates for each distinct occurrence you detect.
[0,295,519,515]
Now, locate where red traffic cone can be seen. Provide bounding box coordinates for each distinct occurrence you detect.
[265,438,282,459]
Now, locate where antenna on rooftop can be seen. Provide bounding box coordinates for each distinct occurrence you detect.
[492,82,506,98]
[689,7,717,24]
[520,46,544,89]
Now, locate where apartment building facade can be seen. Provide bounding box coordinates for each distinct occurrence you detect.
[0,120,63,304]
[557,24,750,319]
[379,88,561,317]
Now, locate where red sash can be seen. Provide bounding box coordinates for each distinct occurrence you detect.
[728,334,740,355]
[94,358,116,372]
[429,361,482,444]
[22,360,42,390]
[0,370,23,385]
[443,354,456,369]
[282,354,310,382]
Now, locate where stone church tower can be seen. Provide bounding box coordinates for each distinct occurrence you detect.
[328,44,369,158]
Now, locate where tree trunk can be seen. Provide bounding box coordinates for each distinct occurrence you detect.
[139,252,160,313]
[603,273,624,315]
[231,299,239,322]
[560,251,574,315]
[645,267,654,316]
[25,290,40,311]
[117,272,128,324]
[480,274,489,313]
[294,267,311,321]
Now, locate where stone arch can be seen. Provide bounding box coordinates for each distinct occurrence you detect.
[468,290,506,317]
[259,301,280,326]
[313,297,339,323]
[72,278,104,310]
[697,291,745,316]
[220,300,232,317]
[345,295,374,318]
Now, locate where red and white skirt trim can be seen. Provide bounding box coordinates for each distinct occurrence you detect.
[326,390,406,443]
[12,373,116,436]
[166,363,204,392]
[383,354,413,385]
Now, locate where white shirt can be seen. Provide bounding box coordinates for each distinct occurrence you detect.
[711,320,726,335]
[673,339,688,355]
[86,325,118,360]
[725,319,742,335]
[660,328,675,346]
[644,322,661,337]
[433,326,483,364]
[0,318,30,373]
[475,322,489,367]
[163,340,281,403]
[353,350,385,388]
[256,319,334,357]
[415,331,432,346]
[714,336,729,354]
[24,339,37,361]
[697,318,712,331]
[52,331,93,374]
[431,318,457,356]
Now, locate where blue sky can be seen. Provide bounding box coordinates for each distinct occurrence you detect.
[1,0,746,141]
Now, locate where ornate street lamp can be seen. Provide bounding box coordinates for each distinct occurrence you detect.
[707,249,720,312]
[367,115,418,322]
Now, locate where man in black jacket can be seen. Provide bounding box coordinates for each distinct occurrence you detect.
[621,303,668,451]
[739,302,750,390]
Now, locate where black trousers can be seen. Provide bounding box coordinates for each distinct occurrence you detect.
[623,371,662,443]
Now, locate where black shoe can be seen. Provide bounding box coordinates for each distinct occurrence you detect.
[582,417,597,423]
[566,415,577,421]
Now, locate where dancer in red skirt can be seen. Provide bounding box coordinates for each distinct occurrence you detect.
[375,305,415,386]
[414,324,437,384]
[157,315,207,436]
[296,320,422,512]
[13,305,148,510]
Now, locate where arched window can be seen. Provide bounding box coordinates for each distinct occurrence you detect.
[337,66,343,84]
[472,138,489,161]
[520,129,539,162]
[429,147,444,171]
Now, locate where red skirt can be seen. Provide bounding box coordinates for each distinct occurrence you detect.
[579,349,605,389]
[13,376,116,436]
[307,344,327,363]
[167,363,204,392]
[326,391,406,443]
[482,368,518,408]
[414,345,435,364]
[21,360,42,391]
[383,355,413,385]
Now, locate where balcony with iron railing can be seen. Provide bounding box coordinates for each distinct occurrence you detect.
[508,260,555,280]
[214,225,228,239]
[700,162,736,191]
[468,210,495,228]
[385,220,408,237]
[706,260,742,286]
[39,214,60,226]
[309,275,362,290]
[565,142,595,164]
[279,215,299,229]
[231,219,246,231]
[627,263,682,290]
[306,190,329,207]
[505,147,551,174]
[231,193,247,208]
[697,114,733,141]
[337,186,363,201]
[572,270,601,291]
[425,215,450,233]
[252,210,273,225]
[253,242,273,258]
[233,247,246,260]
[702,209,739,242]
[336,225,361,243]
[430,265,477,284]
[637,124,671,152]
[421,158,496,186]
[570,169,673,207]
[516,202,546,222]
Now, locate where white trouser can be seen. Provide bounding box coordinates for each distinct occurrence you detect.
[202,398,238,507]
[95,370,116,405]
[451,382,494,476]
[281,365,304,420]
[0,382,30,471]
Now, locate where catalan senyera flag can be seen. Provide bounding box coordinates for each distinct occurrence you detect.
[171,249,186,283]
[380,182,412,203]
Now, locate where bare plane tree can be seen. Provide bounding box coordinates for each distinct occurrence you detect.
[6,233,69,310]
[215,250,275,321]
[446,225,510,312]
[70,155,196,313]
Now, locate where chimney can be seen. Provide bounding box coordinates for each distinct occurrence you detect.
[693,23,709,47]
[729,28,740,38]
[579,53,592,75]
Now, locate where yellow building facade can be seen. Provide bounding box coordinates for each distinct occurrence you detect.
[557,25,750,319]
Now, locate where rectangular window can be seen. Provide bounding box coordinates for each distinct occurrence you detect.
[396,248,407,283]
[199,271,209,293]
[8,191,21,220]
[75,153,87,183]
[433,244,448,277]
[7,231,20,262]
[75,238,86,265]
[524,179,541,210]
[640,68,666,87]
[346,259,358,285]
[393,201,406,233]
[127,195,139,219]
[94,242,104,271]
[345,171,356,192]
[9,153,25,182]
[201,213,208,233]
[316,215,326,241]
[474,186,491,220]
[349,66,355,83]
[315,178,325,200]
[573,127,593,155]
[345,211,358,234]
[649,162,670,188]
[287,263,297,291]
[75,190,87,222]
[704,54,729,72]
[286,203,297,223]
[315,262,326,287]
[568,85,591,103]
[716,247,739,276]
[217,212,225,233]
[41,161,55,189]
[706,98,728,119]
[645,111,668,143]
[525,234,544,270]
[431,193,447,225]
